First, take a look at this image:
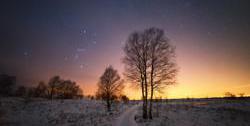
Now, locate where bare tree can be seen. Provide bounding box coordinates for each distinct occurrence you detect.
[238,93,245,98]
[123,32,149,119]
[58,80,82,99]
[48,76,62,100]
[96,66,124,112]
[145,28,177,119]
[35,81,48,98]
[120,95,129,103]
[224,92,236,98]
[123,27,177,119]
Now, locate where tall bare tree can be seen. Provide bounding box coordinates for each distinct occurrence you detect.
[123,27,177,119]
[145,28,177,119]
[123,32,149,119]
[124,31,154,119]
[96,66,124,112]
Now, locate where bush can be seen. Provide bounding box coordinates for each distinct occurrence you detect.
[0,74,16,96]
[224,92,236,99]
[120,95,129,103]
[15,86,27,97]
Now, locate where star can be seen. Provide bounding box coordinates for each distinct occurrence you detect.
[64,56,68,61]
[77,48,86,52]
[74,54,79,60]
[207,31,212,36]
[80,28,87,35]
[93,33,97,37]
[24,52,28,56]
[83,29,87,34]
[80,64,84,69]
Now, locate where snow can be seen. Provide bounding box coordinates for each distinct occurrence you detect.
[135,99,250,126]
[1,97,249,126]
[113,104,139,126]
[0,97,128,126]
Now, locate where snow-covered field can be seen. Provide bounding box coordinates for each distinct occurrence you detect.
[136,99,250,126]
[0,97,130,126]
[1,97,250,126]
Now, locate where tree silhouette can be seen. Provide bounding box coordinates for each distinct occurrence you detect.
[47,76,83,99]
[123,27,177,119]
[224,92,236,98]
[96,66,124,112]
[48,76,62,100]
[35,81,48,97]
[15,86,27,97]
[0,74,16,96]
[120,95,129,103]
[58,80,82,99]
[123,32,149,119]
[145,28,177,119]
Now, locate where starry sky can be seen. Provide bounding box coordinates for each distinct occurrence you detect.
[1,0,250,99]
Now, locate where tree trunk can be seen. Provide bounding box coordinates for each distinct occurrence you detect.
[107,99,111,112]
[149,86,153,119]
[144,73,148,119]
[149,62,154,119]
[50,87,54,100]
[141,74,147,119]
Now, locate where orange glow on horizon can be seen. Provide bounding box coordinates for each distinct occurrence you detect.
[73,37,250,100]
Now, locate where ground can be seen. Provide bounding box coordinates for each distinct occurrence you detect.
[135,99,250,126]
[0,97,130,126]
[113,104,139,126]
[1,97,250,126]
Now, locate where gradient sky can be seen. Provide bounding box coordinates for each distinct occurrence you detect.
[1,0,250,99]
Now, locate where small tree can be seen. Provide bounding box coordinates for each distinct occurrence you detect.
[48,76,62,100]
[238,93,245,98]
[120,95,129,103]
[224,92,236,98]
[35,81,48,98]
[96,66,124,112]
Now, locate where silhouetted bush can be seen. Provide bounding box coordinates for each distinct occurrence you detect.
[56,80,83,99]
[34,81,48,97]
[120,95,129,103]
[238,93,245,98]
[224,92,236,99]
[0,74,16,96]
[27,87,36,98]
[46,76,83,99]
[86,95,95,100]
[14,76,83,99]
[15,86,27,97]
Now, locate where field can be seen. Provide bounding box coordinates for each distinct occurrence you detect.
[0,97,130,126]
[1,97,250,126]
[136,98,250,126]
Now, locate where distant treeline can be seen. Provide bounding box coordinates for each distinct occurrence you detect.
[0,74,83,99]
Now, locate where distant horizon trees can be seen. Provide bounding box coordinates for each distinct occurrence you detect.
[13,75,83,99]
[96,66,124,112]
[224,92,247,99]
[123,27,178,119]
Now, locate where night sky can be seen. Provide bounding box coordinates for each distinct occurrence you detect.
[1,0,250,99]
